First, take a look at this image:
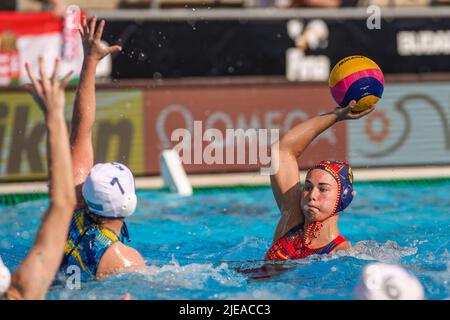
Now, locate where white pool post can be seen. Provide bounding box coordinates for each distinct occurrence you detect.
[159,149,193,196]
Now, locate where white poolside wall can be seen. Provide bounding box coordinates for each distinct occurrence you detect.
[1,165,450,195]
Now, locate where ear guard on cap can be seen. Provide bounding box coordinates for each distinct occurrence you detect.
[337,184,354,213]
[310,159,354,213]
[120,192,137,218]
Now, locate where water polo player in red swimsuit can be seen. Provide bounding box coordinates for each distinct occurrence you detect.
[265,100,375,262]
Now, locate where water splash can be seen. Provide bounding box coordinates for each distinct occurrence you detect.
[123,256,246,290]
[336,240,418,263]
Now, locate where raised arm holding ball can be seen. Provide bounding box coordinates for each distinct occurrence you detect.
[265,55,383,261]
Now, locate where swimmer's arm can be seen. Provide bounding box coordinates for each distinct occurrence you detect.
[270,101,374,243]
[270,107,346,243]
[70,16,121,205]
[8,59,76,300]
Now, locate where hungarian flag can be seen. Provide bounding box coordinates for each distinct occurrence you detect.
[0,11,85,85]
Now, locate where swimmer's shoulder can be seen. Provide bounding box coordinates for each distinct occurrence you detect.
[96,242,146,279]
[332,240,352,252]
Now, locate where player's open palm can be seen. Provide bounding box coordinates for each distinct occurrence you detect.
[79,15,122,62]
[25,57,72,116]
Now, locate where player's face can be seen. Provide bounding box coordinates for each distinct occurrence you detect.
[301,169,338,222]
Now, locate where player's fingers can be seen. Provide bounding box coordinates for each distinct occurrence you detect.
[94,19,105,41]
[78,23,84,37]
[89,16,98,38]
[38,56,50,92]
[51,58,60,84]
[25,62,42,94]
[61,70,74,88]
[82,14,89,34]
[107,45,122,54]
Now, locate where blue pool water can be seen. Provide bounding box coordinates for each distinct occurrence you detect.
[0,181,449,300]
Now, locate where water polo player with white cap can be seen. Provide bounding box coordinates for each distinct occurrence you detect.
[265,100,375,261]
[60,162,143,279]
[59,16,145,280]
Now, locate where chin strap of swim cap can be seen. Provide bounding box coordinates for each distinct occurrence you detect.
[120,221,131,243]
[302,221,323,246]
[0,256,11,296]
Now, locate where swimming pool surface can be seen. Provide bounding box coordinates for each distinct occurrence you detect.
[0,181,449,300]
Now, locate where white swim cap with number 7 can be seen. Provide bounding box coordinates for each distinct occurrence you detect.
[82,162,137,219]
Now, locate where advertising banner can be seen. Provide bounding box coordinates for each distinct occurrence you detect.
[143,84,346,174]
[348,82,450,167]
[104,17,450,79]
[2,79,449,181]
[0,89,145,181]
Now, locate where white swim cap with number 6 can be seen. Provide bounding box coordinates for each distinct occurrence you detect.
[355,262,424,300]
[0,256,11,296]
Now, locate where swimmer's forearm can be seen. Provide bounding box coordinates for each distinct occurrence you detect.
[43,109,75,277]
[70,58,97,189]
[29,109,75,296]
[278,112,338,156]
[70,58,97,142]
[47,111,76,209]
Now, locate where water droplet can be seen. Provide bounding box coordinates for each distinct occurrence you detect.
[138,52,147,61]
[227,66,235,73]
[1,239,10,248]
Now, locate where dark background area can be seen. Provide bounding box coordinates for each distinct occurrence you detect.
[101,17,450,79]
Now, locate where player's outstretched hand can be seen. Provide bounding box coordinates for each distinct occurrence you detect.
[24,57,73,116]
[333,100,376,122]
[79,16,122,62]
